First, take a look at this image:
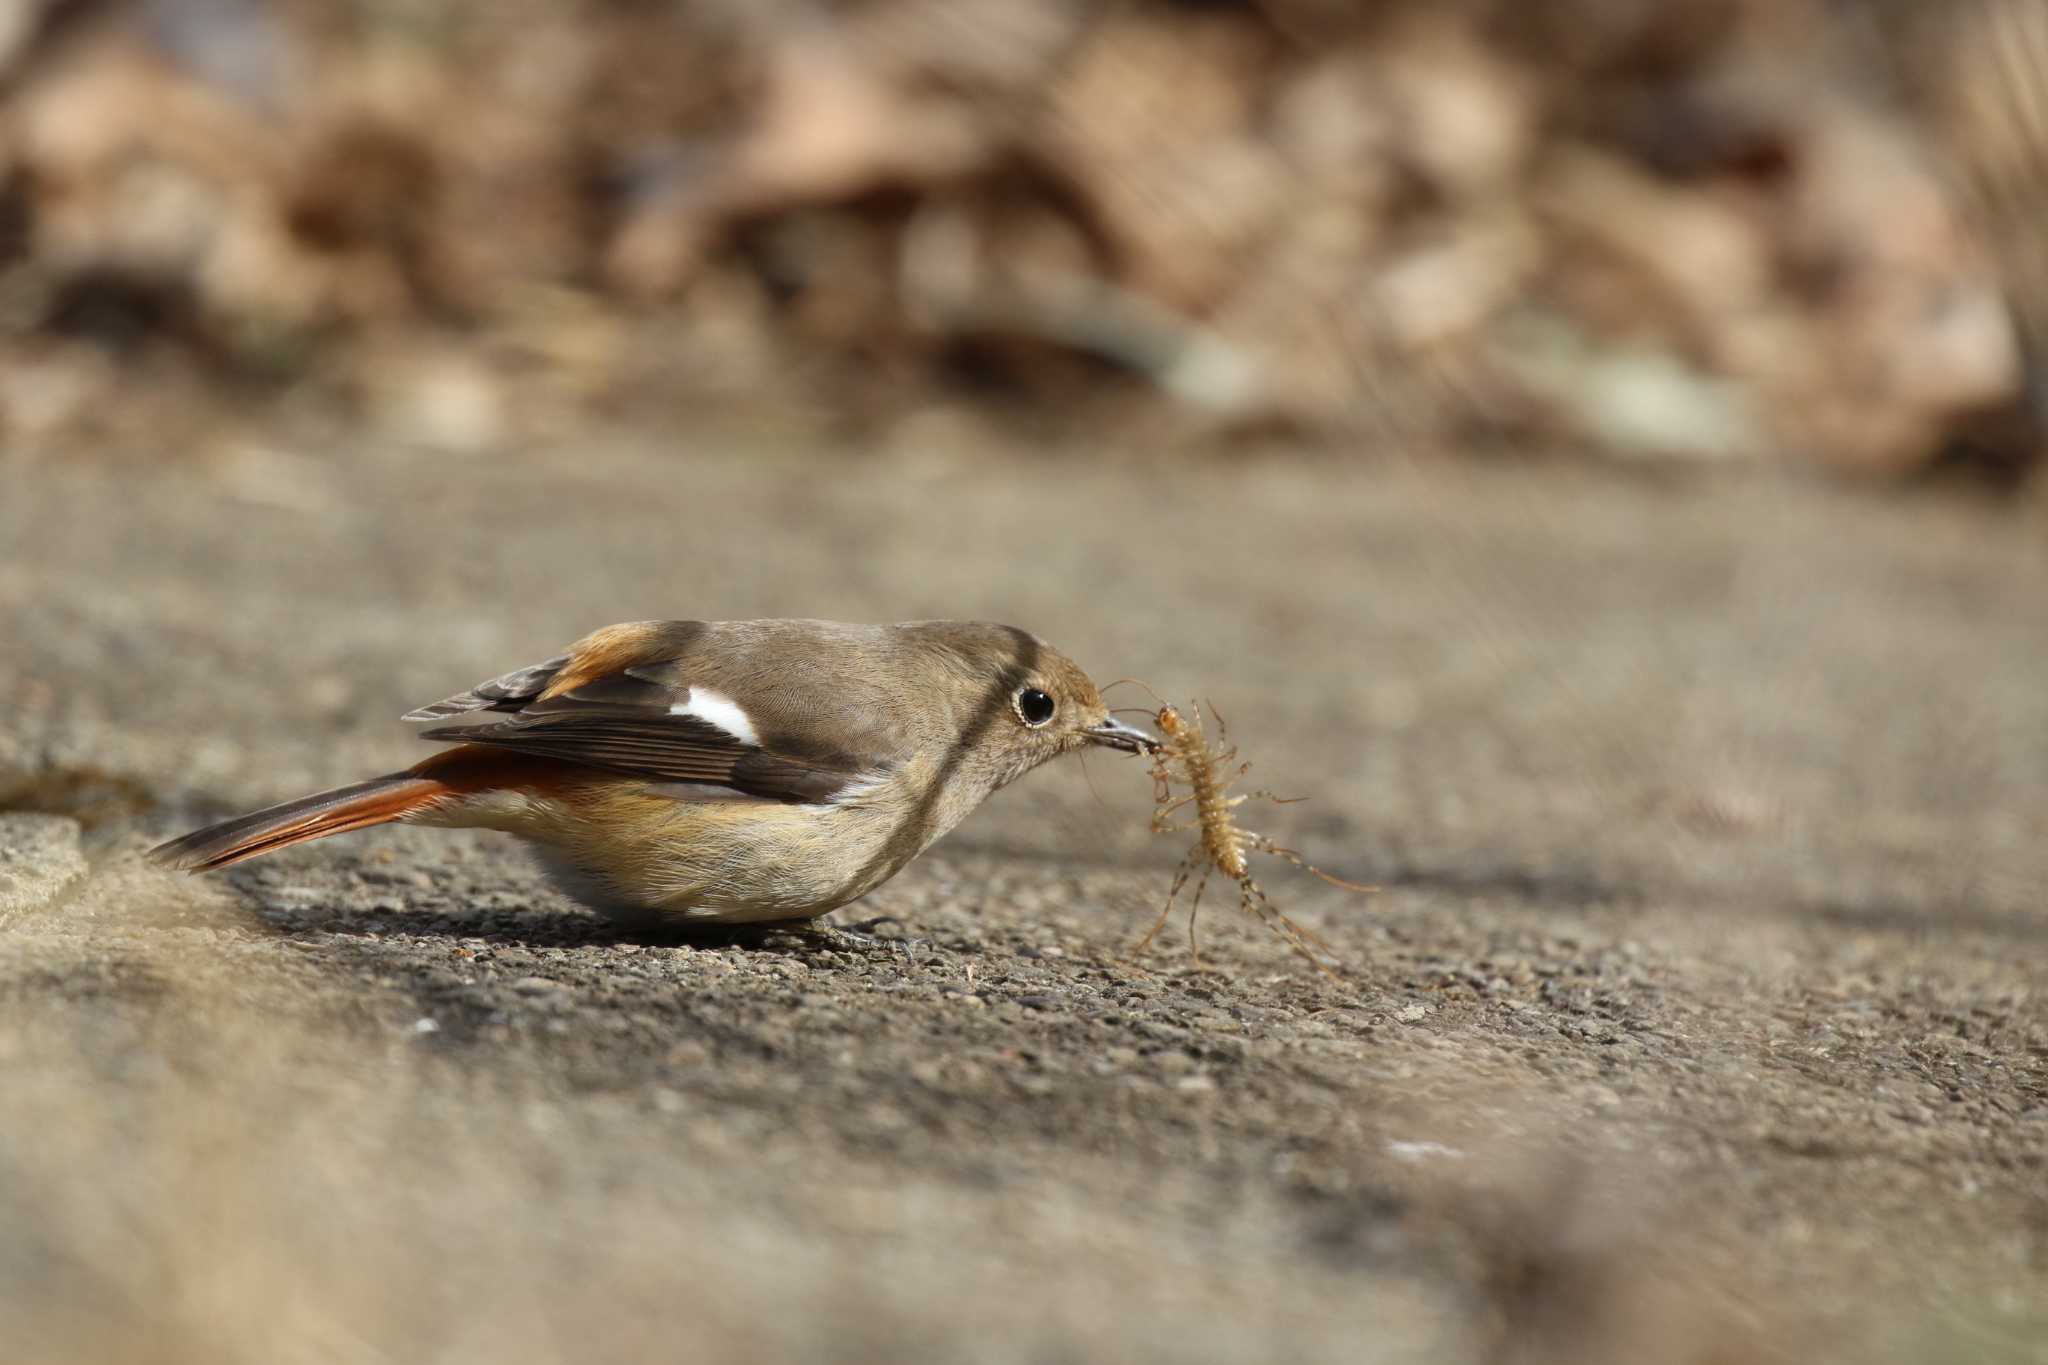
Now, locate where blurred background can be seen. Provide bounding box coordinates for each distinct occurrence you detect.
[4,3,2048,1363]
[2,0,2048,476]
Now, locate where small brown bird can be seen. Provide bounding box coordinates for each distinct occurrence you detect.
[152,619,1153,924]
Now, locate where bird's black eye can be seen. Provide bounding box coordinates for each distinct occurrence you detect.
[1015,686,1056,727]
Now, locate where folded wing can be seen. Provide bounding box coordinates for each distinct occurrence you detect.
[408,626,872,805]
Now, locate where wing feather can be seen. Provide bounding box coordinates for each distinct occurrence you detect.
[413,664,868,804]
[402,622,887,804]
[402,654,571,721]
[419,713,735,780]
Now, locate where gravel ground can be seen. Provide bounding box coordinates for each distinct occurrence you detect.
[2,436,2045,1363]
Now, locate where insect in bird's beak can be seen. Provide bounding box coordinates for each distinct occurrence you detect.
[1084,716,1158,754]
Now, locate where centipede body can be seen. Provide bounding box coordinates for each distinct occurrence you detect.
[1133,696,1372,974]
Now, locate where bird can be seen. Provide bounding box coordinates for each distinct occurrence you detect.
[149,618,1153,925]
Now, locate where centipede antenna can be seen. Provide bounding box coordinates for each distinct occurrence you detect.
[1102,677,1169,708]
[1077,747,1113,813]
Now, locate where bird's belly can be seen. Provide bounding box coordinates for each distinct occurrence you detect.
[424,783,916,923]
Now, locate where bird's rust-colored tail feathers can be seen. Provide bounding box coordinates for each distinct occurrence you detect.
[149,773,447,872]
[149,747,536,872]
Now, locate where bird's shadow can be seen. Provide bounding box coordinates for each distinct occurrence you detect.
[223,862,919,958]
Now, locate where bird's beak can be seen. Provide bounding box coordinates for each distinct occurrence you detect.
[1084,715,1157,754]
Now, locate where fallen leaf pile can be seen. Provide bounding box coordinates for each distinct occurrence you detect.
[0,0,2041,472]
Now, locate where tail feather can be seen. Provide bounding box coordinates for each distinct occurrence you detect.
[149,773,447,872]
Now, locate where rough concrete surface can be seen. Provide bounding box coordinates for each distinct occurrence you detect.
[0,814,83,923]
[2,437,2045,1363]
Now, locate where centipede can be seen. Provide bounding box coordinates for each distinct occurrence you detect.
[1115,685,1374,973]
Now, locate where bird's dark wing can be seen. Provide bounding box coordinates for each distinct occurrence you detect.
[404,622,871,804]
[401,653,571,721]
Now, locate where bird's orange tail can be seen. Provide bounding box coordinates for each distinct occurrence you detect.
[149,746,540,872]
[149,773,448,872]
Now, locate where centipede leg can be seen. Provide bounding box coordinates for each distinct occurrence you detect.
[1183,862,1215,970]
[1239,789,1308,806]
[1244,832,1378,893]
[1135,844,1206,955]
[1240,876,1342,977]
[1150,794,1197,833]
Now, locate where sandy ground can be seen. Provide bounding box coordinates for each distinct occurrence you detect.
[2,434,2045,1363]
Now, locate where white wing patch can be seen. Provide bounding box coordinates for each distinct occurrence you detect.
[668,688,761,747]
[824,771,893,807]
